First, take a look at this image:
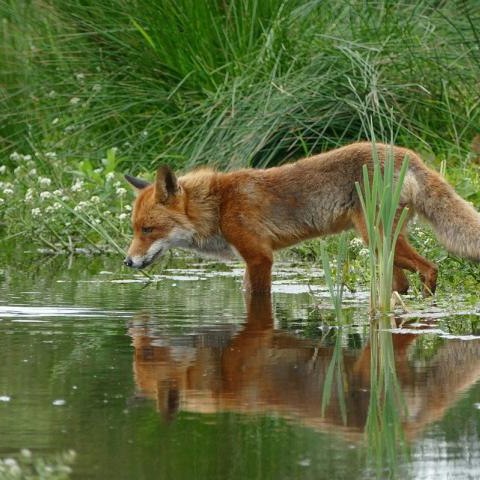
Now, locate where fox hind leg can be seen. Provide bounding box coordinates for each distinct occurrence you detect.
[393,235,438,296]
[393,267,410,295]
[352,210,411,295]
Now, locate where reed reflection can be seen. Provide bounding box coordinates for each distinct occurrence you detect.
[128,295,480,442]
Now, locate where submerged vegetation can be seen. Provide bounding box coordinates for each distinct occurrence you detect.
[0,0,479,293]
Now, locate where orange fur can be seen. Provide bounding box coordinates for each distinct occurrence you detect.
[124,142,480,295]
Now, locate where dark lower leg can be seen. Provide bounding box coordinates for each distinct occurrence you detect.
[394,235,438,296]
[393,266,410,294]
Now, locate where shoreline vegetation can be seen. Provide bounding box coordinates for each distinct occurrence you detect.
[1,0,479,295]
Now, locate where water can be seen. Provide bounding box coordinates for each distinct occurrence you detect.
[0,249,479,479]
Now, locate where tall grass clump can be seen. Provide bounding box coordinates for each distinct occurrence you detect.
[1,0,480,169]
[355,138,410,314]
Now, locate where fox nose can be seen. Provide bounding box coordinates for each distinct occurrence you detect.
[124,256,133,267]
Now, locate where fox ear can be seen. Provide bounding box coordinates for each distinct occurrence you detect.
[124,174,151,190]
[155,165,179,203]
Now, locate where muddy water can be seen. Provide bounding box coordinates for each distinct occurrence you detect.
[0,249,479,479]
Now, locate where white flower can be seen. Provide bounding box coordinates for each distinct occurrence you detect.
[4,458,18,469]
[38,177,51,187]
[21,448,32,459]
[23,154,32,161]
[359,248,371,256]
[14,166,22,175]
[29,168,37,176]
[46,204,62,213]
[3,188,13,195]
[90,195,100,204]
[92,83,102,93]
[25,188,34,202]
[75,72,85,82]
[106,172,115,182]
[70,97,81,105]
[62,195,69,202]
[124,204,132,211]
[73,201,89,212]
[141,130,148,137]
[53,189,63,196]
[71,180,84,192]
[0,165,6,174]
[9,151,21,161]
[0,198,4,205]
[94,168,103,174]
[52,117,59,125]
[116,187,127,196]
[119,213,129,220]
[31,208,41,217]
[40,191,52,200]
[350,237,364,249]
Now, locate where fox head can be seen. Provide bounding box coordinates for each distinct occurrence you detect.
[123,166,194,269]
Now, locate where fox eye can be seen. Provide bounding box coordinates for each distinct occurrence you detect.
[141,227,154,235]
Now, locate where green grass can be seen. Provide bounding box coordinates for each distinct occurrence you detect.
[1,0,480,170]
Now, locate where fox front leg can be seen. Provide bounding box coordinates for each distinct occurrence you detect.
[242,254,273,294]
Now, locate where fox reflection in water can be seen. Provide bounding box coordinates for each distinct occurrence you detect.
[128,296,480,440]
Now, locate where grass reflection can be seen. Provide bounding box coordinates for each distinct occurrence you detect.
[364,318,408,477]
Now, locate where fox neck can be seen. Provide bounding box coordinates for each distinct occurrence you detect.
[180,170,223,245]
[177,174,235,259]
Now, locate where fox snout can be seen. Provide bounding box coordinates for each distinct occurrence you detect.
[123,238,169,269]
[123,254,155,269]
[123,256,136,268]
[123,255,149,269]
[123,250,162,269]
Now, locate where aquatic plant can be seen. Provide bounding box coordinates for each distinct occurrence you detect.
[355,139,410,314]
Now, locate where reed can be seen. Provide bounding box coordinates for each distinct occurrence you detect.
[355,139,410,314]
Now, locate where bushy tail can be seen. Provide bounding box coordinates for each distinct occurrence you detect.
[411,165,480,261]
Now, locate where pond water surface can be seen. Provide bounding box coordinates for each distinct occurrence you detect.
[0,249,479,479]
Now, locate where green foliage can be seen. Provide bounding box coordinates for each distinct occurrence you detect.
[1,0,479,170]
[0,149,131,253]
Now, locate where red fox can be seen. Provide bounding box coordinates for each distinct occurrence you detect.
[124,142,480,295]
